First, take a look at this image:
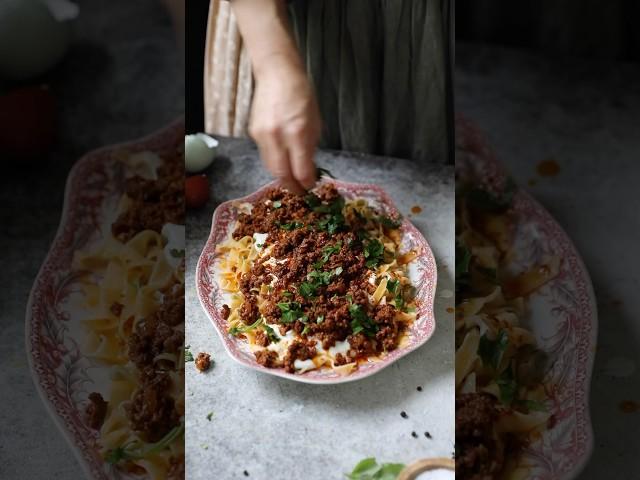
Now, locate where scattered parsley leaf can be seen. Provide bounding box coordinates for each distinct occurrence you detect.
[364,239,385,268]
[348,303,379,338]
[316,315,325,324]
[263,324,280,343]
[497,367,518,406]
[277,302,304,323]
[185,349,194,362]
[272,200,282,209]
[280,221,304,231]
[478,330,509,370]
[377,215,402,229]
[206,412,213,421]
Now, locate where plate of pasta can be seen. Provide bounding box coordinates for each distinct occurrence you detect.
[26,121,185,479]
[455,116,597,480]
[197,180,437,384]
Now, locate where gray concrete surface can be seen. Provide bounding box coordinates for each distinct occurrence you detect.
[0,1,183,479]
[185,142,455,480]
[457,42,640,479]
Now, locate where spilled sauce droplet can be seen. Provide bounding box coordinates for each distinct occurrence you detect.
[411,205,422,214]
[619,400,640,413]
[536,159,561,177]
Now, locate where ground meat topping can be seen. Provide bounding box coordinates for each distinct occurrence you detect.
[228,184,410,372]
[455,393,503,480]
[111,156,184,242]
[254,349,281,368]
[85,392,108,430]
[195,352,211,372]
[221,304,231,319]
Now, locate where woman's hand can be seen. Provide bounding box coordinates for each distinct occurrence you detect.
[250,55,321,193]
[230,0,321,194]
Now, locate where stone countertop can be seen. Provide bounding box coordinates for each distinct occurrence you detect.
[185,140,455,480]
[0,1,183,478]
[456,42,640,479]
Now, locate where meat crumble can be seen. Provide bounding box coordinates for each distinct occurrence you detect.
[195,352,211,372]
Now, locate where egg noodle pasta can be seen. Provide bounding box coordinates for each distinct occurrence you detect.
[216,183,418,376]
[73,150,185,479]
[455,178,560,480]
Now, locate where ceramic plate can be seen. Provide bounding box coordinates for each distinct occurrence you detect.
[25,120,184,479]
[196,179,438,384]
[456,115,597,480]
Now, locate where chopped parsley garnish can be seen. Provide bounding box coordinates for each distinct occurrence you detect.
[348,303,379,338]
[282,291,293,297]
[185,348,194,362]
[304,193,321,209]
[314,196,346,234]
[496,367,518,406]
[316,315,324,324]
[321,241,342,263]
[517,399,547,412]
[301,325,311,335]
[455,241,472,293]
[272,200,282,209]
[315,167,335,179]
[478,330,509,370]
[377,215,402,229]
[228,317,262,336]
[387,279,400,294]
[106,423,184,465]
[464,178,517,213]
[280,221,304,231]
[169,248,185,258]
[263,324,280,343]
[363,239,385,268]
[277,301,306,323]
[347,457,405,480]
[206,412,214,421]
[299,267,343,298]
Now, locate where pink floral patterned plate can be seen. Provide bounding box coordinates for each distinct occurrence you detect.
[196,179,438,384]
[25,120,184,479]
[457,115,597,480]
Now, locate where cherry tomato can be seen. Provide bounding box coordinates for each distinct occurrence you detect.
[185,174,209,209]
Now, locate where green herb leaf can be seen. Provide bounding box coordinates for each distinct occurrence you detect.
[277,302,304,323]
[228,317,263,336]
[321,241,343,263]
[497,367,518,406]
[386,279,400,294]
[298,281,317,299]
[478,330,509,370]
[272,200,282,209]
[316,167,335,179]
[106,424,184,464]
[280,221,304,231]
[304,193,321,209]
[185,349,194,363]
[465,178,517,213]
[316,315,324,324]
[348,303,379,338]
[206,412,213,421]
[262,324,280,343]
[347,457,405,480]
[364,239,385,269]
[377,215,402,229]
